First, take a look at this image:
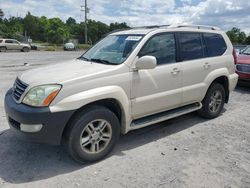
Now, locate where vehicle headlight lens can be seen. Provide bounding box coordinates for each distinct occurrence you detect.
[22,85,61,107]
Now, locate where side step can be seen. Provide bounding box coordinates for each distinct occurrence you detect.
[130,102,202,130]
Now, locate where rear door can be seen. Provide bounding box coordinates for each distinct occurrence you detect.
[179,32,227,105]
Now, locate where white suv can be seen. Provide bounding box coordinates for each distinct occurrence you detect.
[5,25,238,163]
[0,39,31,52]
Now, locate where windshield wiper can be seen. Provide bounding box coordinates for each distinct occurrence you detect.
[242,52,250,55]
[77,56,90,61]
[90,58,117,65]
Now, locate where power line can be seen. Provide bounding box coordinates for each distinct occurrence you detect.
[81,0,89,44]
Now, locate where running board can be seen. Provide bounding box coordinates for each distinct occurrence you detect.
[130,102,202,130]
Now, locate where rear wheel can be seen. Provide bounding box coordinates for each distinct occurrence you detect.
[65,105,120,163]
[0,46,7,52]
[198,83,225,119]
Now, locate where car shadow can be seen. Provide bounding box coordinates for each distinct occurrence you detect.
[0,113,207,184]
[235,83,250,94]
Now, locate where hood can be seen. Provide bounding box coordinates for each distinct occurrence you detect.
[237,54,250,65]
[19,59,119,85]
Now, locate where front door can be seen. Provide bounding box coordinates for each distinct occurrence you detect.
[131,33,182,119]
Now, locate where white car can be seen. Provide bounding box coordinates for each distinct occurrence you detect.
[5,25,238,163]
[64,42,75,51]
[0,39,31,52]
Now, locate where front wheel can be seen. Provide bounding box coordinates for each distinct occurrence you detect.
[198,83,225,119]
[65,106,120,163]
[22,47,30,52]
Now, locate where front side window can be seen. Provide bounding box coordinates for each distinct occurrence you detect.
[13,40,19,44]
[204,33,227,57]
[80,35,144,65]
[179,33,205,61]
[139,33,176,65]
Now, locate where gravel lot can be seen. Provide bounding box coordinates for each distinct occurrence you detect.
[0,51,250,188]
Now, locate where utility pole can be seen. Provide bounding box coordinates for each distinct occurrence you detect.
[81,0,89,44]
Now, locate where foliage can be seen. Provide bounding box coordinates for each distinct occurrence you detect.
[76,43,92,50]
[1,11,249,45]
[0,12,130,45]
[226,27,249,45]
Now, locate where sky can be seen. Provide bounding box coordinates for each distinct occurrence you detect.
[0,0,250,33]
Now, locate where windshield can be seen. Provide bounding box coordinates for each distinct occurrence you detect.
[242,46,250,55]
[79,35,144,65]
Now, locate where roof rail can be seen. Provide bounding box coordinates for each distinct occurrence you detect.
[132,25,170,29]
[169,24,221,30]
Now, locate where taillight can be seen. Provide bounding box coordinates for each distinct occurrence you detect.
[233,48,237,64]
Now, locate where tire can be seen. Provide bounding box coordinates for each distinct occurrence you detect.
[22,47,29,52]
[198,83,225,119]
[0,46,7,52]
[65,105,120,163]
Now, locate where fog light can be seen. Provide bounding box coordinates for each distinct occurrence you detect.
[20,124,43,133]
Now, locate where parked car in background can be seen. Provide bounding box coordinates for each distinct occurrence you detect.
[233,45,248,55]
[236,46,250,82]
[64,42,75,51]
[0,39,31,52]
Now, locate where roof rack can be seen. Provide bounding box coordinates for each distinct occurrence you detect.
[169,24,221,30]
[132,25,170,29]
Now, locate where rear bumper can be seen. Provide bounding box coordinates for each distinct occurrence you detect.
[4,89,75,145]
[228,73,239,92]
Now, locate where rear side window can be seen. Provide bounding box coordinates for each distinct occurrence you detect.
[139,33,176,65]
[179,33,205,61]
[0,40,2,43]
[203,33,227,57]
[5,40,13,43]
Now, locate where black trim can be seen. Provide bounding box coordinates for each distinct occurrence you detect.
[4,89,75,145]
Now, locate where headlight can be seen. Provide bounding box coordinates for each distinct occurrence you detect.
[22,85,61,107]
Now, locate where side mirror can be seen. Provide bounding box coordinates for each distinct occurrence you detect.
[135,56,157,70]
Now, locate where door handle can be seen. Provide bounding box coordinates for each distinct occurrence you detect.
[204,62,211,69]
[171,68,181,75]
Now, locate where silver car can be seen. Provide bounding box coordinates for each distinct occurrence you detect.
[0,39,31,52]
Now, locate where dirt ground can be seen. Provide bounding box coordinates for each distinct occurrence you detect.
[0,51,250,188]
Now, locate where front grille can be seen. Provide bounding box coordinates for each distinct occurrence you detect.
[12,78,28,101]
[236,64,250,74]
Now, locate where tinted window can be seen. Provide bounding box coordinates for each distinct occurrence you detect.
[5,40,13,43]
[139,33,176,65]
[179,33,205,61]
[13,40,19,44]
[204,33,227,57]
[0,40,2,43]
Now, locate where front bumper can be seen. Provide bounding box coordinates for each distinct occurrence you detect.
[4,89,75,145]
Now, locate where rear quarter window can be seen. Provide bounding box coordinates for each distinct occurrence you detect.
[0,40,3,43]
[203,33,227,57]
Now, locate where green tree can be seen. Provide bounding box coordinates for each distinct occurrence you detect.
[66,17,76,25]
[227,27,247,45]
[47,18,70,44]
[109,22,130,32]
[246,35,250,45]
